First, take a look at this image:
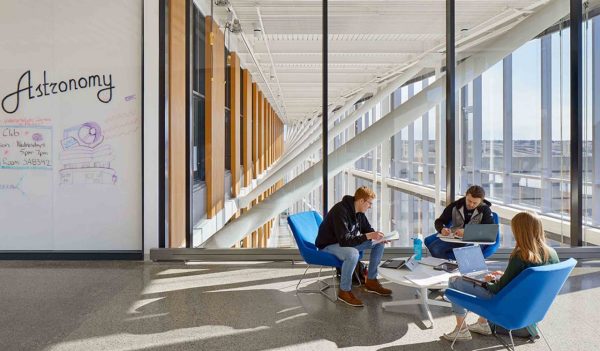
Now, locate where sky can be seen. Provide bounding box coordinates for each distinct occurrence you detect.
[391,23,597,142]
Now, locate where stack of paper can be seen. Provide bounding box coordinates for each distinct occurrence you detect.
[419,256,449,267]
[404,270,450,287]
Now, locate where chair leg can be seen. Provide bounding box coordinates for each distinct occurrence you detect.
[537,325,553,351]
[296,265,312,291]
[295,264,337,302]
[330,267,338,300]
[450,311,469,350]
[508,330,515,351]
[492,328,516,351]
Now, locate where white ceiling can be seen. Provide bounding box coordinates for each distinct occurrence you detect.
[211,0,551,123]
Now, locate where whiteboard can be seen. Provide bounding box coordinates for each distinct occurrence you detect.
[0,0,142,250]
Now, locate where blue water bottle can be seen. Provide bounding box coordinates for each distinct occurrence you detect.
[413,234,423,261]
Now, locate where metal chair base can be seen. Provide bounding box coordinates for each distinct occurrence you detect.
[450,314,553,351]
[493,324,552,351]
[296,265,338,302]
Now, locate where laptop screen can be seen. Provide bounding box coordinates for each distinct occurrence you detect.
[453,245,488,275]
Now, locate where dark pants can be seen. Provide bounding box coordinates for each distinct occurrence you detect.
[426,238,466,259]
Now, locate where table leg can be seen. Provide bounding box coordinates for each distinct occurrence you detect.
[420,287,434,328]
[382,287,451,328]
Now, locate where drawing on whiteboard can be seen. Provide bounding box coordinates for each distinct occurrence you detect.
[103,110,140,140]
[0,176,26,196]
[59,122,117,185]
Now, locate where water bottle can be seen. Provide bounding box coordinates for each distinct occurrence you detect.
[413,233,423,261]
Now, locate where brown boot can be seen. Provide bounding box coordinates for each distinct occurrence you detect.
[364,278,392,296]
[338,290,364,307]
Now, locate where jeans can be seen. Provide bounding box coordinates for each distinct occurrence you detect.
[448,276,494,316]
[321,240,385,292]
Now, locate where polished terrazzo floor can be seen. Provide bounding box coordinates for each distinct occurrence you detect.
[1,259,599,351]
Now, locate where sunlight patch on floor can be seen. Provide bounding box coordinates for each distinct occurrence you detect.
[46,325,270,351]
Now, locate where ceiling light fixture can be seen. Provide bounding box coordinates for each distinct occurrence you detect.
[229,18,242,33]
[214,0,230,7]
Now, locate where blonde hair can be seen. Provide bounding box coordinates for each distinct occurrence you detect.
[510,212,550,264]
[354,186,376,201]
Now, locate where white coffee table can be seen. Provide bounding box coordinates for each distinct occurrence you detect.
[378,259,460,328]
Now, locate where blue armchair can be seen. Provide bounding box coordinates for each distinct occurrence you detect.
[445,258,576,350]
[288,211,363,302]
[425,212,501,260]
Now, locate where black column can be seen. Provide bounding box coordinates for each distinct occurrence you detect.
[446,0,456,204]
[185,0,193,248]
[158,0,167,248]
[322,0,328,216]
[570,0,583,246]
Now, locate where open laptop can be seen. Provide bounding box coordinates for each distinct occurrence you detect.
[453,245,493,285]
[461,223,499,243]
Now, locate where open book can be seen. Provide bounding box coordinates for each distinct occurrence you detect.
[437,231,461,239]
[373,230,400,243]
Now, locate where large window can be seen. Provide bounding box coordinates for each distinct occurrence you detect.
[192,5,206,182]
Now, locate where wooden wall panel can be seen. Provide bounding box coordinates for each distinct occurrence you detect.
[271,109,274,164]
[205,17,225,218]
[258,91,264,174]
[230,53,241,197]
[252,83,259,179]
[168,0,187,248]
[276,116,281,159]
[242,69,252,187]
[279,118,282,159]
[267,106,271,167]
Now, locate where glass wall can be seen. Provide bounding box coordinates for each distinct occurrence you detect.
[192,5,206,182]
[176,1,600,251]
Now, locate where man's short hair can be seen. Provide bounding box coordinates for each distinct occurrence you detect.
[354,186,376,201]
[466,185,485,199]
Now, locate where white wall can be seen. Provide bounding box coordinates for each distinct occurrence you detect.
[0,0,143,251]
[143,0,159,257]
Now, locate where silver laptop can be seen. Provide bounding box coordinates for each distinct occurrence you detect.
[453,245,493,285]
[462,223,498,243]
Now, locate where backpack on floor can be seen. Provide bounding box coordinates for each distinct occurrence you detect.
[489,322,540,342]
[336,261,368,285]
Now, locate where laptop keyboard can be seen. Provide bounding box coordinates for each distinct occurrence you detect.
[466,271,489,280]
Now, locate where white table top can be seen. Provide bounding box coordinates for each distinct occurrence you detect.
[437,235,495,245]
[378,258,460,289]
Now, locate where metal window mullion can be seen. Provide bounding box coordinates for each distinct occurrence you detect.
[422,79,430,185]
[592,16,600,226]
[408,84,415,181]
[460,84,469,192]
[473,76,483,187]
[570,0,583,246]
[371,106,379,226]
[391,90,399,178]
[503,55,514,204]
[381,95,393,233]
[446,0,456,203]
[435,67,444,216]
[541,35,553,214]
[322,0,328,216]
[347,111,356,192]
